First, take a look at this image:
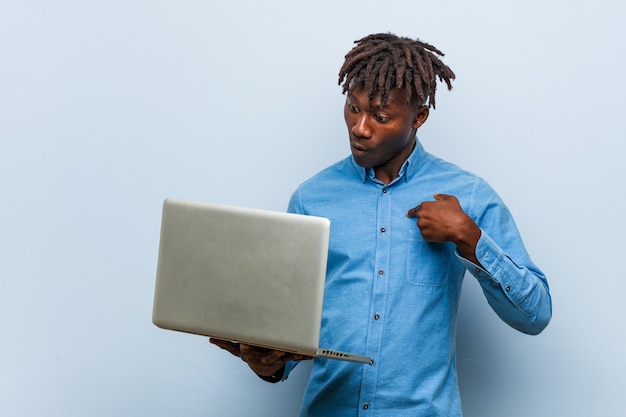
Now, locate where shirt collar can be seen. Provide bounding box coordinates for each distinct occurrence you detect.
[350,138,425,184]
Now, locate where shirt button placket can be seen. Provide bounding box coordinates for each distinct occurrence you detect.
[360,184,388,415]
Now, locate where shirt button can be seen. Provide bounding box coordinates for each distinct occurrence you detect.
[505,285,511,292]
[378,270,384,276]
[380,227,386,233]
[382,188,387,194]
[374,313,380,320]
[363,403,369,410]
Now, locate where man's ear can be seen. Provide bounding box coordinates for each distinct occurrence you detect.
[413,106,429,129]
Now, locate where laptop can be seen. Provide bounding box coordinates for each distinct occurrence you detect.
[152,198,372,364]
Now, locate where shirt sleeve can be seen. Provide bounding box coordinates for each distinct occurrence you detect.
[287,189,304,215]
[458,179,552,335]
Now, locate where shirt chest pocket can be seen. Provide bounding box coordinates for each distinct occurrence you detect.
[405,229,452,286]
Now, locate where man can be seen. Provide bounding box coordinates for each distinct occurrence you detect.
[211,33,552,416]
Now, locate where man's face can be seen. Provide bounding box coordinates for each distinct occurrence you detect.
[344,86,427,173]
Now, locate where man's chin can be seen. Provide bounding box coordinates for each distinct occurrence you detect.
[351,153,373,168]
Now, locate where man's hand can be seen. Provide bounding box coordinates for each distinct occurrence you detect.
[209,338,312,378]
[406,193,482,265]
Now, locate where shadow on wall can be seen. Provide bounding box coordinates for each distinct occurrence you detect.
[456,273,513,417]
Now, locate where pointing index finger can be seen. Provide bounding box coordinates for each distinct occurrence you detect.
[406,204,421,218]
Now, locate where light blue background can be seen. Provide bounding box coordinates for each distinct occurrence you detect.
[1,1,624,416]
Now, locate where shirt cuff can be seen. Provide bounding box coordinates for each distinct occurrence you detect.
[454,230,503,283]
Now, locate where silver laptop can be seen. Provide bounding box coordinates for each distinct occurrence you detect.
[152,198,372,364]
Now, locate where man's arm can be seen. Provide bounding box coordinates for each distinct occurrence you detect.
[407,193,552,335]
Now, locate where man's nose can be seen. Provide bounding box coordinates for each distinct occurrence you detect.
[352,115,371,138]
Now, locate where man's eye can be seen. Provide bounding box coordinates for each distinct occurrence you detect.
[375,115,389,122]
[349,104,359,112]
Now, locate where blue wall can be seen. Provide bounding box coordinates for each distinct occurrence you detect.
[1,1,625,415]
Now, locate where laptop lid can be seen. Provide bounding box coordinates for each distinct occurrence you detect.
[152,198,371,364]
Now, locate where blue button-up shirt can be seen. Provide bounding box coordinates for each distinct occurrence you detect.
[285,140,551,416]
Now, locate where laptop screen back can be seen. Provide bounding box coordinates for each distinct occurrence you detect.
[152,199,330,355]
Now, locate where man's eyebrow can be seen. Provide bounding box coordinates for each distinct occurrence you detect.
[346,94,365,107]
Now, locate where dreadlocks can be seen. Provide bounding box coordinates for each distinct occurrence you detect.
[338,33,455,109]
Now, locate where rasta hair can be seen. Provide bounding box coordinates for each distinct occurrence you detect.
[338,33,456,109]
